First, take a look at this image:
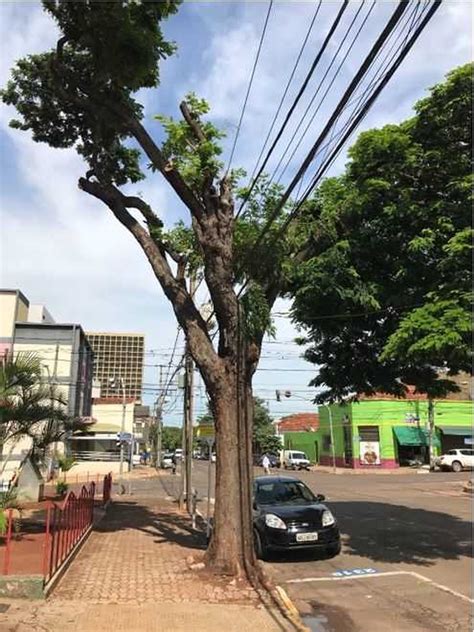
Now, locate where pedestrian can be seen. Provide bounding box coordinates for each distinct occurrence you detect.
[171,453,177,475]
[262,454,271,475]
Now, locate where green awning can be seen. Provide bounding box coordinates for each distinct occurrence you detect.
[437,425,473,437]
[393,426,440,448]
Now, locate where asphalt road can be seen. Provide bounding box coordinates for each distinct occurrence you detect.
[156,462,472,632]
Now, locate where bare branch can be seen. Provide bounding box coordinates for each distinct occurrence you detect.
[78,177,221,381]
[180,101,207,143]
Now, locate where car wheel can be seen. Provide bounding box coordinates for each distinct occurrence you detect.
[326,542,341,558]
[451,460,463,473]
[254,529,267,561]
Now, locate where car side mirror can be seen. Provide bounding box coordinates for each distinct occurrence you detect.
[316,494,325,502]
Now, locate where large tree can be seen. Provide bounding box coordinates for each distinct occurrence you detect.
[289,64,472,406]
[2,2,289,577]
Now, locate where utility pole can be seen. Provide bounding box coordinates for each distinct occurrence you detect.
[428,396,435,471]
[156,364,164,468]
[179,276,196,512]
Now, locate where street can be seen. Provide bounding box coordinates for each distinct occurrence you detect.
[157,463,472,632]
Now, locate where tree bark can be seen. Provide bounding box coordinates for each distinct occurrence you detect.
[204,361,255,576]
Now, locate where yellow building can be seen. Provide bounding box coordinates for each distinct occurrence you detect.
[0,289,29,355]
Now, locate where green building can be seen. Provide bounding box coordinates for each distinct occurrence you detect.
[317,397,473,469]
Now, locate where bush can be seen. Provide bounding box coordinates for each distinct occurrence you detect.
[56,480,69,496]
[0,489,23,534]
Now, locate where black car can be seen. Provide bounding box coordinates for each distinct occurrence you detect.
[253,475,341,559]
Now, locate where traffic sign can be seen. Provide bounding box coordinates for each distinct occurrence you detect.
[117,432,133,443]
[196,425,215,439]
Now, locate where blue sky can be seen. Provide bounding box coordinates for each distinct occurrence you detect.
[0,1,472,424]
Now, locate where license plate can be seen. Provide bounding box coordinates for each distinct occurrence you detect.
[296,532,318,542]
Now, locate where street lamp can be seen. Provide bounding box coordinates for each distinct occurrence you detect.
[109,377,127,480]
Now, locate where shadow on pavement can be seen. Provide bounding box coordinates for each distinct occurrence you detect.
[94,500,207,551]
[331,500,472,567]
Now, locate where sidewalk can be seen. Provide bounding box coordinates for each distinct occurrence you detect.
[0,477,287,632]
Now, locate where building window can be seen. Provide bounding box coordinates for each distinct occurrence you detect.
[358,426,380,442]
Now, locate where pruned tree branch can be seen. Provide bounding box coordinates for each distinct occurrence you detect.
[78,177,222,383]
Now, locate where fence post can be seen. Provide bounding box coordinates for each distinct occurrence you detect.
[2,509,13,575]
[42,504,52,580]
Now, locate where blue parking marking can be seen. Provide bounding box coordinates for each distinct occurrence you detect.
[332,568,377,577]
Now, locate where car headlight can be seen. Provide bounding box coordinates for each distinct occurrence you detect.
[322,510,336,527]
[265,513,287,530]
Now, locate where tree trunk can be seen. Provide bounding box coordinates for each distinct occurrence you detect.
[204,366,256,576]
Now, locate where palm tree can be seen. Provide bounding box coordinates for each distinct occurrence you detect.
[0,352,92,474]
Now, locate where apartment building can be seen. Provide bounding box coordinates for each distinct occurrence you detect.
[86,332,145,403]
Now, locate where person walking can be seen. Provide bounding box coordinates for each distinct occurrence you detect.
[262,454,271,475]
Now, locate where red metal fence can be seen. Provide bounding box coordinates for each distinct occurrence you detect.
[1,472,113,579]
[42,482,96,582]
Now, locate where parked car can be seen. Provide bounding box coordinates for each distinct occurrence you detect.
[210,453,216,463]
[173,449,183,461]
[436,449,474,472]
[161,453,174,469]
[252,475,340,560]
[282,450,311,471]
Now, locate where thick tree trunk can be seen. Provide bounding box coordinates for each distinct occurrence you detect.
[204,365,255,576]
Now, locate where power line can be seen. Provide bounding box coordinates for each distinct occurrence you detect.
[282,0,440,232]
[269,0,376,189]
[226,0,274,172]
[237,0,349,218]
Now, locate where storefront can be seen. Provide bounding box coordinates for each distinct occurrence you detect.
[437,425,474,453]
[318,397,472,469]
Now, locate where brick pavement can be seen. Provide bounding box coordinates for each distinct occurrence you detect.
[0,489,288,631]
[52,497,259,605]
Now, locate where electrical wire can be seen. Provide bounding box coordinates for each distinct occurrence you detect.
[236,0,348,218]
[226,0,274,172]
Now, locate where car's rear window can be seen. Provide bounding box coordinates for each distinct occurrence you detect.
[291,452,307,460]
[255,480,316,505]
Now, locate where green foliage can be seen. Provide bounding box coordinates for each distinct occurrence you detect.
[57,455,76,472]
[1,1,179,184]
[0,488,23,534]
[161,426,181,451]
[0,352,82,460]
[156,93,225,191]
[289,64,473,401]
[55,480,69,496]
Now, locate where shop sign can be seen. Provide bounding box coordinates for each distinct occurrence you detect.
[359,441,380,465]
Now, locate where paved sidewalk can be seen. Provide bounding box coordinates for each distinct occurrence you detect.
[0,484,286,631]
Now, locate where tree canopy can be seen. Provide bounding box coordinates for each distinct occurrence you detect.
[289,64,473,402]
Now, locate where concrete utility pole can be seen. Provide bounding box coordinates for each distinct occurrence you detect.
[155,364,164,468]
[428,397,435,471]
[180,276,196,512]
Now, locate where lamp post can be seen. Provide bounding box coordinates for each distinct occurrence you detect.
[322,404,337,473]
[109,377,127,480]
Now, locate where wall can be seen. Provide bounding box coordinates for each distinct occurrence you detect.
[321,399,473,469]
[283,431,321,463]
[0,290,29,353]
[91,402,135,434]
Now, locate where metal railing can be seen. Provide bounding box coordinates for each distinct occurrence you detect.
[70,450,121,462]
[42,482,96,583]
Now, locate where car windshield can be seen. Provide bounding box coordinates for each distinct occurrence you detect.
[255,480,316,505]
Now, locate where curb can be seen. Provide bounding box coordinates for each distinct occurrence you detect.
[273,585,310,632]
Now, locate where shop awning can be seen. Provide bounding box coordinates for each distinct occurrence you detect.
[437,425,473,437]
[393,426,440,448]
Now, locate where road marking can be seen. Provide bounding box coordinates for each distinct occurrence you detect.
[286,570,473,604]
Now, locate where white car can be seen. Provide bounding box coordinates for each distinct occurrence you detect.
[282,450,311,471]
[436,449,474,472]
